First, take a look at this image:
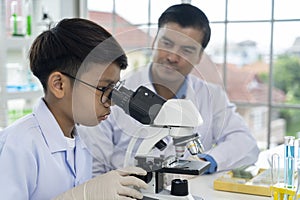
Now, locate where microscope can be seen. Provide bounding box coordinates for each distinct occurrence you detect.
[111,84,210,200]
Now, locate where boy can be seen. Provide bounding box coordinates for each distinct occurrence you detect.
[0,18,147,200]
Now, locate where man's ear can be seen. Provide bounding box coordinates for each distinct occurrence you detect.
[196,50,204,64]
[47,72,68,99]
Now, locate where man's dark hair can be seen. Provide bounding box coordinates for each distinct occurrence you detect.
[158,3,211,49]
[29,18,127,92]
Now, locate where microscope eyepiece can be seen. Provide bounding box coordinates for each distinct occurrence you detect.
[111,85,133,114]
[111,85,166,124]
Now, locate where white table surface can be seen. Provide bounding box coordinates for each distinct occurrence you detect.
[187,145,286,200]
[188,173,270,200]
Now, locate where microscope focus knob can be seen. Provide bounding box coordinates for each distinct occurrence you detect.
[171,179,189,196]
[132,171,153,184]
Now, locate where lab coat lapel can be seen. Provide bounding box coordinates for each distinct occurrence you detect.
[74,134,92,183]
[33,99,67,153]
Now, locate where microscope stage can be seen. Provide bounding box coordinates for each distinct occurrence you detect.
[160,159,210,175]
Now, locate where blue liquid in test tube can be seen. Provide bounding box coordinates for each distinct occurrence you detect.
[284,136,295,188]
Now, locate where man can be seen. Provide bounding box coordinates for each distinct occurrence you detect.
[80,3,260,176]
[0,18,147,200]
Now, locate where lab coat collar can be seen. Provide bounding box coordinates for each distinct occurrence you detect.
[33,98,88,153]
[148,63,188,99]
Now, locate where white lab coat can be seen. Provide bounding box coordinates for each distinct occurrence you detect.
[0,99,92,199]
[79,65,260,176]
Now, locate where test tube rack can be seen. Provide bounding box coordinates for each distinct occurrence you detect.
[271,183,300,200]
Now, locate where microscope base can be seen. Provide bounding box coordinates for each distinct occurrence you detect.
[142,189,203,200]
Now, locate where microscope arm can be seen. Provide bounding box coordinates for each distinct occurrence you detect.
[135,98,202,156]
[123,126,168,167]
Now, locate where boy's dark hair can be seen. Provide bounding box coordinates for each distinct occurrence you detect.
[158,3,211,49]
[29,18,127,92]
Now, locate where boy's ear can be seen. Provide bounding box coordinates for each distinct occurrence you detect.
[47,72,68,99]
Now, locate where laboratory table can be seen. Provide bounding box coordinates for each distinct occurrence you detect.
[187,145,285,200]
[188,173,270,200]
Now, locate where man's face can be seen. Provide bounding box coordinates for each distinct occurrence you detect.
[72,62,121,126]
[151,22,204,83]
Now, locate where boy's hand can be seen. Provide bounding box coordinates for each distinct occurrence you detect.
[54,166,148,200]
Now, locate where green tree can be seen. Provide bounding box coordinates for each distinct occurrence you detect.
[274,55,300,99]
[274,54,300,134]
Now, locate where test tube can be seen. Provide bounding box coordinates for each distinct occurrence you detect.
[271,153,280,186]
[10,1,18,35]
[284,136,295,188]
